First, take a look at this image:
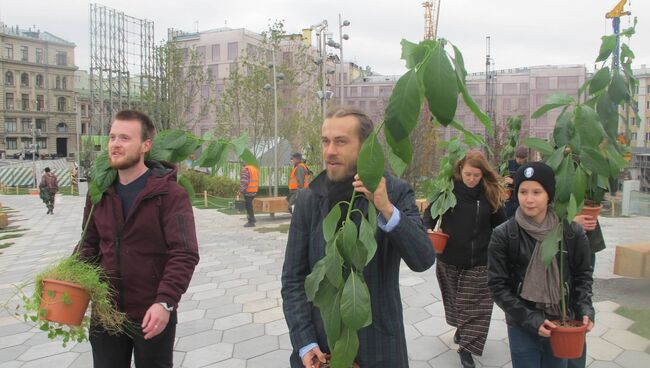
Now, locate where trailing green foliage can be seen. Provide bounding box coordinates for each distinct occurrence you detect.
[499,116,523,176]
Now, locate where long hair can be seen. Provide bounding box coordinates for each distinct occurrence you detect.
[453,150,506,213]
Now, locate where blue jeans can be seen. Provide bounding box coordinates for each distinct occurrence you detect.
[508,325,567,368]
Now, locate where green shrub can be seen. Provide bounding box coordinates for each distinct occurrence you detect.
[182,170,239,198]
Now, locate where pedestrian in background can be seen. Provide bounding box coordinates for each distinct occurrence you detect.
[423,150,507,368]
[240,162,259,227]
[287,152,311,214]
[504,146,528,218]
[39,167,58,214]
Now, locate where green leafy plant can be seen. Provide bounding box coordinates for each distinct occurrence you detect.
[304,38,492,367]
[498,116,523,177]
[525,18,637,323]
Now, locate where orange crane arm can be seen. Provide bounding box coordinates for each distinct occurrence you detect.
[606,0,631,19]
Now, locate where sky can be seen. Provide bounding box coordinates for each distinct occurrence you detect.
[1,0,648,76]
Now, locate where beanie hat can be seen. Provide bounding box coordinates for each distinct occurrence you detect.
[513,161,555,203]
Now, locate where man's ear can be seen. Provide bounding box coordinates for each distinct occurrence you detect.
[142,139,153,153]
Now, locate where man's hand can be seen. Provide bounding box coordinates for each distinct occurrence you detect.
[141,303,171,340]
[538,319,557,337]
[583,315,594,333]
[574,214,597,232]
[353,175,393,220]
[302,346,327,368]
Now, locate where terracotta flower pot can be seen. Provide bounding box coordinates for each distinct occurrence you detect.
[579,203,603,221]
[549,320,588,359]
[39,279,90,326]
[428,231,449,254]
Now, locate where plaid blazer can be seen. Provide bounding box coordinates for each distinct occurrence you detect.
[281,172,436,367]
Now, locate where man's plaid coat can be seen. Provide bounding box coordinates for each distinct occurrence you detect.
[281,172,436,367]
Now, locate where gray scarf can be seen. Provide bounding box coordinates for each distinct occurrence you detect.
[515,207,562,318]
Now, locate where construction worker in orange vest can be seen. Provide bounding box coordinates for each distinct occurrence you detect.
[287,152,311,214]
[239,163,259,227]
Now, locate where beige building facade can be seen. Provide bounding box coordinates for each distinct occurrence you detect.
[1,23,78,158]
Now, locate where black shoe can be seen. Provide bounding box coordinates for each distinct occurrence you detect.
[459,350,475,368]
[243,222,255,228]
[453,329,460,344]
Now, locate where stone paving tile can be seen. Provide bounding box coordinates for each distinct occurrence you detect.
[232,335,278,359]
[175,329,224,352]
[587,336,624,361]
[594,300,621,312]
[205,303,243,319]
[475,340,511,367]
[233,291,266,304]
[176,319,214,338]
[178,309,206,323]
[588,362,623,368]
[242,298,278,313]
[0,333,33,350]
[486,319,508,341]
[404,307,432,325]
[0,345,28,364]
[68,351,93,368]
[245,349,291,368]
[596,312,635,330]
[203,358,247,368]
[181,343,234,368]
[614,350,650,368]
[253,306,284,324]
[17,341,74,361]
[400,276,426,287]
[414,316,453,336]
[602,329,650,351]
[213,313,253,330]
[19,352,78,368]
[407,336,447,361]
[222,323,265,344]
[265,319,289,336]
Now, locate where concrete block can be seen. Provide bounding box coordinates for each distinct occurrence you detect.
[0,213,7,228]
[614,243,650,278]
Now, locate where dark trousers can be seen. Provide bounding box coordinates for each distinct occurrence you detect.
[567,252,596,368]
[244,194,256,223]
[89,312,177,368]
[508,325,567,368]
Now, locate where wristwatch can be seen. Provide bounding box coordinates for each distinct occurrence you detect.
[158,302,174,312]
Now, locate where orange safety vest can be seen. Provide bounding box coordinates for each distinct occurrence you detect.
[289,163,310,190]
[245,165,259,193]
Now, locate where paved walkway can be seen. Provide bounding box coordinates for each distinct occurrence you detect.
[0,194,649,368]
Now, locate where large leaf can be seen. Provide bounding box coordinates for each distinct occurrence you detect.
[384,120,413,177]
[608,71,628,104]
[340,272,371,330]
[596,35,616,62]
[567,194,578,229]
[422,42,458,126]
[384,69,423,142]
[170,134,201,163]
[552,110,574,147]
[400,39,428,69]
[329,327,360,368]
[524,137,554,156]
[451,44,468,83]
[229,133,249,156]
[531,93,574,119]
[580,147,610,177]
[546,147,565,171]
[338,221,366,270]
[359,217,377,266]
[451,52,493,134]
[239,148,259,167]
[621,43,635,62]
[89,152,117,204]
[589,67,611,95]
[196,140,225,168]
[450,120,485,148]
[356,131,384,193]
[541,223,562,268]
[323,204,342,243]
[596,92,619,140]
[324,253,344,288]
[555,156,574,203]
[315,282,342,348]
[305,258,328,302]
[571,165,587,208]
[574,105,606,148]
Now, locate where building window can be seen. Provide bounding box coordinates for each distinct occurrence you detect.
[647,101,650,110]
[361,86,373,97]
[21,94,29,110]
[20,46,28,62]
[503,83,518,94]
[21,137,31,149]
[81,104,86,117]
[211,44,220,61]
[6,118,17,132]
[61,76,67,90]
[37,138,47,149]
[55,76,61,89]
[21,118,31,132]
[57,97,66,112]
[56,51,67,66]
[36,95,44,111]
[36,74,44,88]
[518,97,528,109]
[6,138,18,150]
[5,93,14,110]
[36,119,46,131]
[196,46,206,62]
[208,64,219,79]
[21,73,29,87]
[5,71,13,85]
[646,85,650,94]
[4,44,13,59]
[646,132,650,142]
[36,48,44,64]
[558,76,579,89]
[536,77,550,90]
[227,42,238,61]
[57,122,67,133]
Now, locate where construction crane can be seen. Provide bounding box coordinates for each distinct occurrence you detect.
[422,0,441,40]
[606,0,632,70]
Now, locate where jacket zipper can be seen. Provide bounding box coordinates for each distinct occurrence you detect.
[110,198,125,310]
[471,200,480,266]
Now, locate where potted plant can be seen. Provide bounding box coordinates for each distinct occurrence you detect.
[524,17,636,358]
[304,37,493,367]
[11,129,258,347]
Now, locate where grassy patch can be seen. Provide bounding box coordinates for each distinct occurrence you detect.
[0,233,24,241]
[1,186,78,195]
[0,242,12,249]
[253,224,290,234]
[615,306,650,340]
[0,227,26,234]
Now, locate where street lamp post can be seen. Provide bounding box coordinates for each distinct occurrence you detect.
[311,20,328,124]
[264,48,285,198]
[338,15,350,106]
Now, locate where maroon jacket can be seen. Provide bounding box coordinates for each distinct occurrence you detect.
[80,161,199,321]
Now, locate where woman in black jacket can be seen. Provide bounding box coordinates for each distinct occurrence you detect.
[424,150,506,368]
[487,162,594,368]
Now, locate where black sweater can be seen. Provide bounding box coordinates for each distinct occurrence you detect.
[423,180,506,267]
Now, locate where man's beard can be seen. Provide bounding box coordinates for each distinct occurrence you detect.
[326,164,356,183]
[109,151,141,170]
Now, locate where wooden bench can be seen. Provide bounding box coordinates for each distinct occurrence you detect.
[253,197,289,217]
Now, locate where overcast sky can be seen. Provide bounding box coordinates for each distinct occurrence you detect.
[2,0,648,75]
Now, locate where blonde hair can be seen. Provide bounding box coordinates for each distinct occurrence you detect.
[453,150,506,213]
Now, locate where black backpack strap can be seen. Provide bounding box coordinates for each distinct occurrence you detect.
[506,218,519,258]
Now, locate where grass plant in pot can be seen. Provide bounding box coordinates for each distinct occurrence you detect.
[303,36,493,367]
[524,17,637,359]
[10,129,257,347]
